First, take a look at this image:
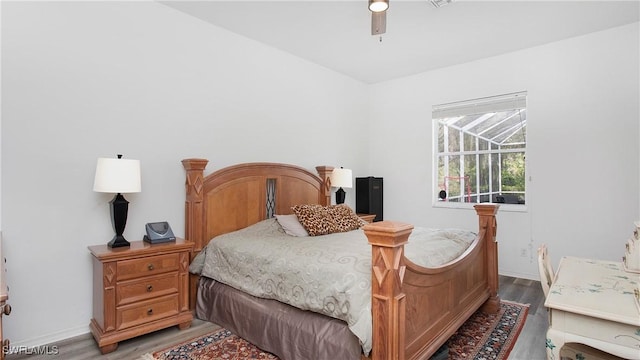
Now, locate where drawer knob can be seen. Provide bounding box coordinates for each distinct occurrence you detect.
[2,303,10,316]
[146,285,153,292]
[147,308,153,316]
[147,264,154,271]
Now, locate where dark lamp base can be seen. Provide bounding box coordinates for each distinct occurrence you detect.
[108,235,130,248]
[108,193,131,248]
[335,187,346,204]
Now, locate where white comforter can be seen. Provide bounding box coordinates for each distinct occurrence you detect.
[191,218,476,355]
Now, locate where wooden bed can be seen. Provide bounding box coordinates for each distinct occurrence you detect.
[182,158,500,360]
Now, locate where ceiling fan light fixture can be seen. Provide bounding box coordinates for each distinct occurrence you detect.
[369,0,389,13]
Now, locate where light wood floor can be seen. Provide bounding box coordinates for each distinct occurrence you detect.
[6,275,548,360]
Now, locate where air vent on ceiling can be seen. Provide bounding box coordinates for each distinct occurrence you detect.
[430,0,453,8]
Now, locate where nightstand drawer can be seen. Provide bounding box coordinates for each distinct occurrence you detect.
[116,273,179,306]
[117,253,180,281]
[116,294,179,330]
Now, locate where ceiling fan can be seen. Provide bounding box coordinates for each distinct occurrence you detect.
[369,0,454,36]
[368,0,388,36]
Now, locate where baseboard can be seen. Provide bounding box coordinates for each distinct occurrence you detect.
[499,270,539,281]
[9,324,90,349]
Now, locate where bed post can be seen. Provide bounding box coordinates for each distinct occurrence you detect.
[363,221,415,360]
[474,203,500,313]
[315,166,334,206]
[182,158,208,311]
[182,158,209,252]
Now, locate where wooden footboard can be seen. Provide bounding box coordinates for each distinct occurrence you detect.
[363,204,499,360]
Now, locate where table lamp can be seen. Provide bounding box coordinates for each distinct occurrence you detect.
[93,154,141,248]
[330,167,352,204]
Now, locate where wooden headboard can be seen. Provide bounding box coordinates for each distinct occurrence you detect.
[182,159,334,254]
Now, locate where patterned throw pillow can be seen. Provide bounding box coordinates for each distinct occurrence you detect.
[292,204,338,236]
[292,204,366,236]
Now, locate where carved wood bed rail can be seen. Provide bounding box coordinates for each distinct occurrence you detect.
[182,159,500,360]
[363,205,499,360]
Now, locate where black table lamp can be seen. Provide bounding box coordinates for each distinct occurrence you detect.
[330,167,352,204]
[93,154,141,248]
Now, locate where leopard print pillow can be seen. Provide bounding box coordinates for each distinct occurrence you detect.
[292,204,366,236]
[292,204,337,236]
[329,204,367,232]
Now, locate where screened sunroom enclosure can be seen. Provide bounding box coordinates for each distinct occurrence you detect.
[433,92,527,205]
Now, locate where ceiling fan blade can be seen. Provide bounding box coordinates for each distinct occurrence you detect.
[371,11,386,35]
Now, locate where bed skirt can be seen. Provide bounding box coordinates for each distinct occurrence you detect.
[195,276,362,360]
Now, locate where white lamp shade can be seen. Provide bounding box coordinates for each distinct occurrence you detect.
[93,157,141,193]
[330,168,353,188]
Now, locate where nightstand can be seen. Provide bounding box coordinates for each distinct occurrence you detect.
[357,213,376,223]
[88,239,194,354]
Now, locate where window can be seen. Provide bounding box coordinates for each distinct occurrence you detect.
[433,92,527,208]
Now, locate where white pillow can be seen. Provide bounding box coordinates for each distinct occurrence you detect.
[275,214,309,237]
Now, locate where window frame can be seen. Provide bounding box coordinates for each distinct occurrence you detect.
[432,92,528,212]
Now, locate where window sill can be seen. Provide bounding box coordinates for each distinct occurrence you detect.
[432,201,528,213]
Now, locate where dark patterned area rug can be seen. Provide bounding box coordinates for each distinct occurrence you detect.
[149,328,278,360]
[146,300,529,360]
[446,300,529,359]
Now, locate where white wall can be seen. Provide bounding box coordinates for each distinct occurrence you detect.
[0,1,3,230]
[369,22,640,280]
[2,0,639,350]
[1,2,368,347]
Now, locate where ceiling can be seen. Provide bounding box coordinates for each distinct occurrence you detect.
[161,1,640,84]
